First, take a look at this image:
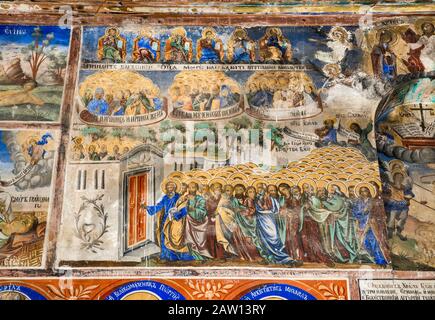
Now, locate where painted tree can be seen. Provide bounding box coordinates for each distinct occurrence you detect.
[21,27,55,81]
[81,127,108,142]
[136,127,157,144]
[267,124,289,151]
[111,128,135,143]
[48,51,67,83]
[224,116,252,132]
[159,120,186,154]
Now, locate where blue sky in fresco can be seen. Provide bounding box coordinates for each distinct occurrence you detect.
[0,25,71,47]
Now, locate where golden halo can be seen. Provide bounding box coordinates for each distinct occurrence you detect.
[343,168,356,175]
[228,172,248,182]
[233,27,248,39]
[160,178,181,194]
[240,169,254,176]
[171,27,187,38]
[354,182,376,198]
[168,171,185,181]
[221,167,238,173]
[297,178,317,192]
[335,163,349,170]
[327,180,349,197]
[266,178,278,186]
[276,179,295,189]
[218,172,232,178]
[234,164,250,170]
[26,135,39,145]
[318,163,333,169]
[284,173,301,181]
[193,171,212,181]
[245,162,259,169]
[415,18,434,34]
[316,169,329,175]
[105,26,121,37]
[250,179,268,189]
[320,174,336,182]
[336,173,350,181]
[301,168,316,173]
[271,172,284,179]
[388,159,406,172]
[366,178,382,190]
[349,174,365,182]
[352,163,366,170]
[360,170,377,177]
[209,177,226,188]
[304,173,321,181]
[296,163,308,169]
[184,177,203,187]
[328,169,341,175]
[184,171,196,178]
[201,27,217,39]
[232,180,249,189]
[287,167,302,172]
[265,27,283,38]
[316,180,329,190]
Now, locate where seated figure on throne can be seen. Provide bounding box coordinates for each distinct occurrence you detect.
[97,27,127,63]
[227,28,255,63]
[132,28,161,63]
[259,27,292,63]
[196,28,224,63]
[164,27,193,63]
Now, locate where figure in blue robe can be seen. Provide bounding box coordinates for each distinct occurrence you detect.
[219,85,239,109]
[87,88,109,115]
[198,38,221,63]
[352,198,388,265]
[249,89,274,108]
[153,98,162,110]
[255,193,296,265]
[267,35,287,57]
[145,193,195,261]
[233,40,251,63]
[136,37,158,62]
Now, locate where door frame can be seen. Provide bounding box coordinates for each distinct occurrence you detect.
[122,166,155,255]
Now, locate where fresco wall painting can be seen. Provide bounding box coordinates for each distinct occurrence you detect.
[0,7,434,300]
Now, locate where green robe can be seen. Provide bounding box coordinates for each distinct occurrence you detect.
[300,194,358,263]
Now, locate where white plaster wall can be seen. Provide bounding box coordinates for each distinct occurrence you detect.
[56,161,121,264]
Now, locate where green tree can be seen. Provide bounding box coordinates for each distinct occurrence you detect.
[21,27,56,81]
[81,127,108,142]
[136,127,157,144]
[111,128,135,142]
[48,51,67,83]
[266,124,289,151]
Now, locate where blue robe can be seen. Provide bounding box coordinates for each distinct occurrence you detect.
[146,193,194,261]
[87,98,109,115]
[137,37,157,61]
[352,199,388,265]
[199,40,220,63]
[233,41,251,63]
[249,90,273,108]
[255,196,293,264]
[321,128,338,145]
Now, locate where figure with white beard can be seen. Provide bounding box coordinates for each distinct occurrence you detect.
[416,21,435,71]
[315,27,353,64]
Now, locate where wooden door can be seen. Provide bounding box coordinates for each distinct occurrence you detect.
[127,173,148,248]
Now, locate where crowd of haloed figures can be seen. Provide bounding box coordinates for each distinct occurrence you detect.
[144,177,391,266]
